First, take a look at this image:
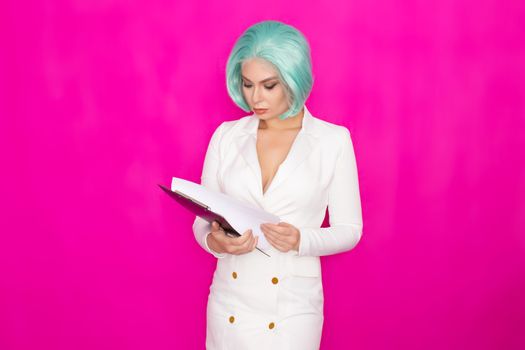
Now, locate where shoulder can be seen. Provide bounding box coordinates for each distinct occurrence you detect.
[209,114,251,147]
[216,115,250,134]
[308,113,352,150]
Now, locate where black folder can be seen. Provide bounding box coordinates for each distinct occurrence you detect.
[158,184,270,257]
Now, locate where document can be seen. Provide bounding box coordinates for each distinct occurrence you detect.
[159,176,281,254]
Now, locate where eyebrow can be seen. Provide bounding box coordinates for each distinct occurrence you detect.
[241,75,279,83]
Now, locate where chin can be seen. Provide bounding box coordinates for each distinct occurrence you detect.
[255,113,270,120]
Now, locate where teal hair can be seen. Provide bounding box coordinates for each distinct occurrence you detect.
[226,20,314,120]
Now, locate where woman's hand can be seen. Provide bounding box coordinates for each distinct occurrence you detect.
[207,221,258,255]
[260,222,300,253]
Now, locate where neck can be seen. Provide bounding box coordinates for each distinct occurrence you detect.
[258,107,305,131]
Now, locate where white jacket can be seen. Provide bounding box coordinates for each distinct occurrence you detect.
[192,104,363,349]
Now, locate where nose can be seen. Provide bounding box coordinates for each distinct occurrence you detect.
[251,85,263,105]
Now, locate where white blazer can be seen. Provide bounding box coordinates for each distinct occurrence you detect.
[192,104,363,349]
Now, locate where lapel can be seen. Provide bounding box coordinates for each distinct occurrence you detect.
[234,105,319,199]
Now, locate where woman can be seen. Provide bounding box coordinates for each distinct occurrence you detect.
[192,20,363,350]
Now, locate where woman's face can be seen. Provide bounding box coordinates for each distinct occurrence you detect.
[241,57,290,120]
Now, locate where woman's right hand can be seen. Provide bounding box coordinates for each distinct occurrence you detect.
[206,220,258,255]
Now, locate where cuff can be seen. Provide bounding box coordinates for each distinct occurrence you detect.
[297,227,312,256]
[204,232,227,259]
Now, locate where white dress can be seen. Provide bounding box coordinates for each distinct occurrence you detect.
[192,105,363,350]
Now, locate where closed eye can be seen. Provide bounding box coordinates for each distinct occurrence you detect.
[242,83,278,90]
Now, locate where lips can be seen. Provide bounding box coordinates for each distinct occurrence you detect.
[253,108,268,115]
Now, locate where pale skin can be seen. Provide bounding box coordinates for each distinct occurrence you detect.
[206,57,303,255]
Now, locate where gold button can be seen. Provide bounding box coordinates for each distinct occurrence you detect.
[232,272,237,279]
[268,322,275,329]
[229,316,235,323]
[271,277,279,285]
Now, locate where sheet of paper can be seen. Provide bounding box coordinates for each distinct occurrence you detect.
[171,177,280,250]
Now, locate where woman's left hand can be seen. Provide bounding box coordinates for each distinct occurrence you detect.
[260,222,300,252]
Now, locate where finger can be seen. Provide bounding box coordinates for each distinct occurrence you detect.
[241,228,253,236]
[251,236,259,251]
[264,233,289,252]
[210,228,222,237]
[260,224,282,238]
[232,230,253,246]
[270,234,293,252]
[278,222,291,226]
[244,237,258,253]
[211,222,224,232]
[211,231,229,245]
[266,237,289,252]
[262,227,289,245]
[211,221,224,233]
[222,230,246,245]
[262,223,291,236]
[241,233,257,251]
[263,229,286,246]
[234,234,256,254]
[277,222,294,230]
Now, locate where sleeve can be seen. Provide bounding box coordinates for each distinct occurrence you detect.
[192,122,228,258]
[297,127,363,257]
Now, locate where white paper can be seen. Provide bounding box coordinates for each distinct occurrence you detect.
[171,177,280,250]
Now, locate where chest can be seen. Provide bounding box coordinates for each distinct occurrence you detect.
[217,127,333,212]
[256,128,300,194]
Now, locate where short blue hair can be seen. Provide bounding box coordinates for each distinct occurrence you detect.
[226,20,314,120]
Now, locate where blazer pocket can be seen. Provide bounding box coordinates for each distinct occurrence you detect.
[291,256,321,278]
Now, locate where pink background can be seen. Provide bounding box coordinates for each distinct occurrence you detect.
[1,1,524,349]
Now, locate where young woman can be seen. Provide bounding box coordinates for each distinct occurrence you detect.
[192,20,363,350]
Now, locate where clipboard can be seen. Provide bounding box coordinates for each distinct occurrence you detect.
[158,184,270,257]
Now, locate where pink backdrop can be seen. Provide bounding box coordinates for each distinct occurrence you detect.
[1,1,524,349]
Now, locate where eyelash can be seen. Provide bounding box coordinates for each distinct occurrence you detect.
[243,83,277,90]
